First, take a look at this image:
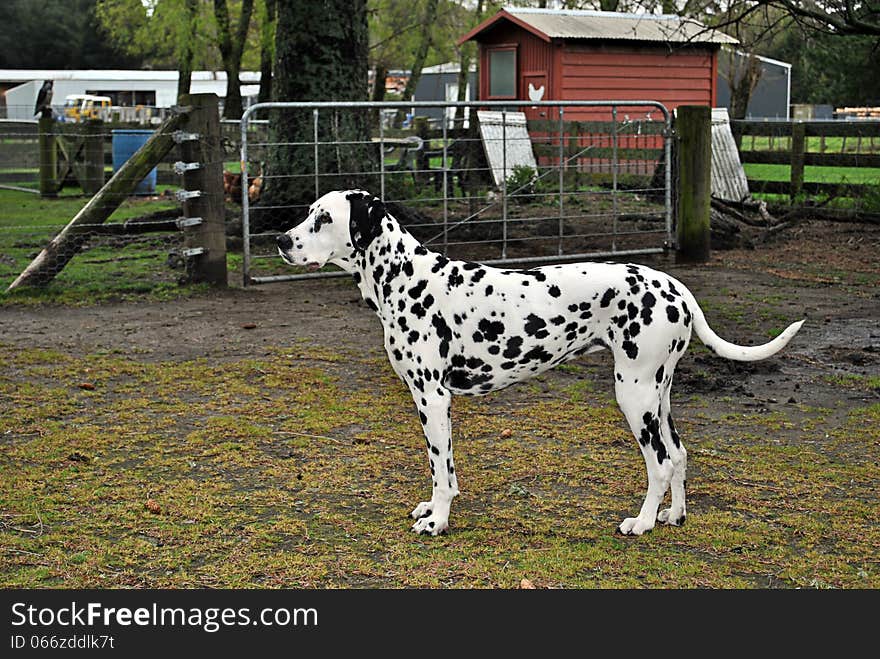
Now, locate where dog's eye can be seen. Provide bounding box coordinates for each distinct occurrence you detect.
[314,211,332,229]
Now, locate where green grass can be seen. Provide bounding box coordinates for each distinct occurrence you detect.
[823,373,880,392]
[0,187,210,306]
[741,135,880,154]
[0,342,876,588]
[743,163,880,185]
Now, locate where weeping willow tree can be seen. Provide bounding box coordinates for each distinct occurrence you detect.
[256,0,376,230]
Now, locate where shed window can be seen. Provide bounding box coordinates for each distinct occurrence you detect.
[488,48,516,98]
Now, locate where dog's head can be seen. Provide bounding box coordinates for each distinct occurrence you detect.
[276,190,385,271]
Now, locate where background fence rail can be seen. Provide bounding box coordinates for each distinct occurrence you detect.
[732,119,880,201]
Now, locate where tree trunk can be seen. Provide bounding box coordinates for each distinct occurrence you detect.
[258,0,277,104]
[176,0,199,99]
[214,0,255,119]
[258,0,373,229]
[395,0,440,127]
[452,52,470,129]
[453,0,482,130]
[728,52,763,120]
[370,63,388,131]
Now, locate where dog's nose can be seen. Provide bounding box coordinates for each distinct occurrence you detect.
[276,234,293,251]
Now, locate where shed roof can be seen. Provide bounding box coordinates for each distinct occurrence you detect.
[458,8,738,46]
[0,69,261,84]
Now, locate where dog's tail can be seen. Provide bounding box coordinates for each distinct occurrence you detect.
[686,293,805,362]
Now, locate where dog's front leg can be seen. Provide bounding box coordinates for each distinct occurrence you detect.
[409,388,459,536]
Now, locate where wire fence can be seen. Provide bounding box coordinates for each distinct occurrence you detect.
[0,114,230,294]
[239,100,673,284]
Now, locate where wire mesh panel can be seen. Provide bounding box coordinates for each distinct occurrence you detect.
[0,114,218,296]
[240,100,671,284]
[0,119,41,191]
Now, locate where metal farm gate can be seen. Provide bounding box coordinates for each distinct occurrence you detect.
[239,100,671,285]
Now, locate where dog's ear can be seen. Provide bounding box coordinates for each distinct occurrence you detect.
[347,191,385,252]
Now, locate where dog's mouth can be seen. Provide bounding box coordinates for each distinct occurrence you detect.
[278,248,322,272]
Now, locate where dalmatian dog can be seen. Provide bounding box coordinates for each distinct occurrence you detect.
[276,190,804,537]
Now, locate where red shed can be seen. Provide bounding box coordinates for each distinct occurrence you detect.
[458,7,738,120]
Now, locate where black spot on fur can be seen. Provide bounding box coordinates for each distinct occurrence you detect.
[524,314,549,339]
[640,412,667,463]
[548,285,561,298]
[503,337,523,359]
[408,280,428,299]
[622,340,639,359]
[668,414,681,448]
[600,288,617,308]
[666,305,680,323]
[520,345,553,364]
[431,256,449,273]
[431,314,452,358]
[478,318,505,342]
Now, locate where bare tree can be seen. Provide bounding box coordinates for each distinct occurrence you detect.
[176,0,200,98]
[396,0,440,125]
[257,0,277,103]
[713,1,880,39]
[214,0,255,119]
[724,49,764,119]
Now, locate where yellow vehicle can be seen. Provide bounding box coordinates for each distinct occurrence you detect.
[62,94,112,122]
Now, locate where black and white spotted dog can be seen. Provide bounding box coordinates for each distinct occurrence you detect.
[276,190,804,537]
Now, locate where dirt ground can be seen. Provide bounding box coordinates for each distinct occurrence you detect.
[4,218,878,412]
[1,218,878,588]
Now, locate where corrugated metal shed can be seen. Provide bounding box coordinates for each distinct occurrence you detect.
[710,107,750,202]
[460,8,738,45]
[477,111,537,187]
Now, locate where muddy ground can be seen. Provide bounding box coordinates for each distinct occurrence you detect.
[4,218,878,420]
[1,218,878,588]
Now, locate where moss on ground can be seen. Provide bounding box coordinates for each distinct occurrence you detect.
[1,341,877,589]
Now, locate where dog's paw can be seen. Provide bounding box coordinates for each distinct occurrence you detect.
[617,516,655,536]
[657,508,686,526]
[411,513,449,536]
[410,501,433,519]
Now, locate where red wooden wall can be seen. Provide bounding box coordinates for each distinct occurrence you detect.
[474,20,719,119]
[559,42,716,118]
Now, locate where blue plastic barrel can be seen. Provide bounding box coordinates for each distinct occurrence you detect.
[111,129,157,195]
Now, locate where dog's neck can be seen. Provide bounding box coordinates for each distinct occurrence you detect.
[340,213,435,315]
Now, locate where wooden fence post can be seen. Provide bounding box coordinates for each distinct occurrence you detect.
[790,121,805,200]
[38,115,57,197]
[178,93,227,286]
[675,105,711,262]
[83,119,105,195]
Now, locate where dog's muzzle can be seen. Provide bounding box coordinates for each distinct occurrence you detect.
[276,233,321,271]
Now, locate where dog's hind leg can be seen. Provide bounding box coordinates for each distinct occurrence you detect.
[657,380,687,527]
[409,388,459,536]
[614,379,674,536]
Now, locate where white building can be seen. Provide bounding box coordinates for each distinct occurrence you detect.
[1,69,261,120]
